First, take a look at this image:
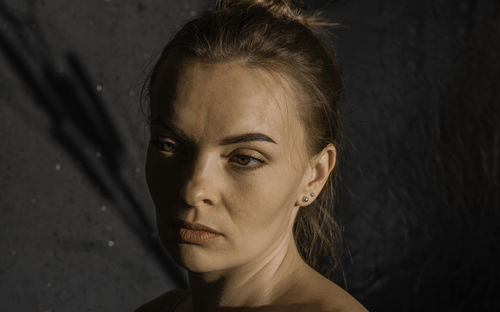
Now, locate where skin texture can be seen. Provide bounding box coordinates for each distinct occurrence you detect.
[143,57,367,312]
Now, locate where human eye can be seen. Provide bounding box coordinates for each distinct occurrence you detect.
[150,136,177,155]
[230,152,265,171]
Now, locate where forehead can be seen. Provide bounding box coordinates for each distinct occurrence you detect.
[150,58,303,146]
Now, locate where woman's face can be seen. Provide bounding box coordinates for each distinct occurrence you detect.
[146,57,311,273]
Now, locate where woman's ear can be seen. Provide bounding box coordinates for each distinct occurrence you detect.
[296,144,336,206]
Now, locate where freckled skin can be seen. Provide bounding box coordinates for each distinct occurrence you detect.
[143,57,367,312]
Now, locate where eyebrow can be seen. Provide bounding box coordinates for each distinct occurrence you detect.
[150,118,277,145]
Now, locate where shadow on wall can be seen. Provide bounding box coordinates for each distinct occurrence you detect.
[0,0,187,289]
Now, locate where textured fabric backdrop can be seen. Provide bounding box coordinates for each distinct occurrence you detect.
[1,0,498,311]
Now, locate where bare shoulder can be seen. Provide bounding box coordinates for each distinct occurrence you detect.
[283,267,369,312]
[319,289,369,312]
[134,289,190,312]
[313,276,368,312]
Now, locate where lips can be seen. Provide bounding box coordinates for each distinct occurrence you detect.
[170,220,223,243]
[171,220,222,235]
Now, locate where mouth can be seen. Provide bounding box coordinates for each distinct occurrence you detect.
[170,220,222,243]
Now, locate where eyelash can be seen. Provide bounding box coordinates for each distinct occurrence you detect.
[149,138,266,170]
[150,138,177,153]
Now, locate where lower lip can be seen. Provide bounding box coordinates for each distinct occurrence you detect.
[176,227,222,243]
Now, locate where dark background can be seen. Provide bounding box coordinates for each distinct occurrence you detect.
[1,0,499,311]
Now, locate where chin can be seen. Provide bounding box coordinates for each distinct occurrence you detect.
[160,236,225,272]
[173,243,228,272]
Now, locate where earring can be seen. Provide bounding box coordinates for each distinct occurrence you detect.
[310,192,315,197]
[302,196,309,202]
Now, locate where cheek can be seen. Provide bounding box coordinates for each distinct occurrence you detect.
[226,166,299,246]
[146,146,168,202]
[145,146,156,194]
[145,145,184,196]
[145,146,180,227]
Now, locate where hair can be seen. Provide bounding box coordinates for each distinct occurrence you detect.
[143,0,345,278]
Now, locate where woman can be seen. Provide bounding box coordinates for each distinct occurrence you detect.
[137,0,368,311]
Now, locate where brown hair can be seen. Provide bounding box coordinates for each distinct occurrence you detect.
[144,0,345,278]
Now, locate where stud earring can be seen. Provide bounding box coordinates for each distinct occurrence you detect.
[310,192,315,197]
[302,196,309,202]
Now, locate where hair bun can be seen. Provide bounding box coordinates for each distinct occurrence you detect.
[215,0,338,28]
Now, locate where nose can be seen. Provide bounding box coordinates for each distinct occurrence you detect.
[179,151,218,208]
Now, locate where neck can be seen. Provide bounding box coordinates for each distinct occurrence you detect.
[187,232,308,311]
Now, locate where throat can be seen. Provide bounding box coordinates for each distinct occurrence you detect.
[187,236,308,310]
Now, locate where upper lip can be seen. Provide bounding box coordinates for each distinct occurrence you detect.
[171,220,222,235]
